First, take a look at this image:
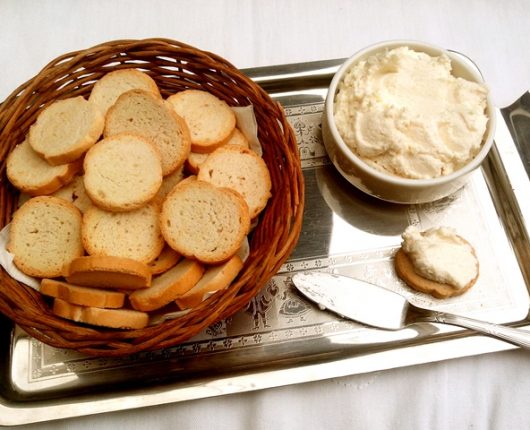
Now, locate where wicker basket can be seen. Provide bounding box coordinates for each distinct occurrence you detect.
[0,38,304,357]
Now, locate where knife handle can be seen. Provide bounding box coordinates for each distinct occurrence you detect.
[421,310,530,350]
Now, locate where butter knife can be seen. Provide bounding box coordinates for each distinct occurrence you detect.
[292,272,530,350]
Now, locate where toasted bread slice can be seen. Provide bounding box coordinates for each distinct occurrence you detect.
[160,179,250,264]
[197,145,271,218]
[40,278,125,308]
[64,255,152,290]
[104,89,191,176]
[7,196,83,278]
[186,128,250,174]
[129,259,204,311]
[152,165,185,205]
[83,133,163,212]
[89,69,161,116]
[28,96,104,165]
[148,245,181,275]
[52,298,148,329]
[175,255,243,309]
[82,202,165,264]
[6,138,83,196]
[167,89,236,154]
[52,175,93,213]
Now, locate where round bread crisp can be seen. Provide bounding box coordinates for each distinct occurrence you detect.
[197,145,272,218]
[7,196,83,278]
[394,248,479,299]
[152,165,186,205]
[52,175,93,213]
[175,254,243,310]
[88,69,161,117]
[148,245,181,275]
[104,89,191,176]
[186,128,250,174]
[167,89,236,154]
[160,179,250,264]
[28,96,104,165]
[129,259,204,312]
[40,278,125,309]
[83,133,163,212]
[82,203,165,264]
[52,298,149,329]
[225,127,249,147]
[6,138,82,196]
[64,255,152,290]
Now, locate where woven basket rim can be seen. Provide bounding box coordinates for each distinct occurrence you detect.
[0,37,304,357]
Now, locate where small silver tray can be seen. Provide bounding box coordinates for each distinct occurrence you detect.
[1,57,530,426]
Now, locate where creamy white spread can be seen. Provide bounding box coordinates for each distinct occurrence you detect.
[401,226,478,289]
[334,47,489,179]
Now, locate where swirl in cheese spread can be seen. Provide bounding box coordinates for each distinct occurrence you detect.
[334,47,489,179]
[401,226,478,289]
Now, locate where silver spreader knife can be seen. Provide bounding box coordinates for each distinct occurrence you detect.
[292,272,530,350]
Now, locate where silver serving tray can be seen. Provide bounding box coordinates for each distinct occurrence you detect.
[1,57,530,426]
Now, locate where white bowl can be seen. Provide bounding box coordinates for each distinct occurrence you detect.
[322,40,496,204]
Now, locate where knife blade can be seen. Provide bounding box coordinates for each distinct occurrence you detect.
[292,271,410,330]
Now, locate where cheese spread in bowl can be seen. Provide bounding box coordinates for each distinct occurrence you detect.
[322,40,496,204]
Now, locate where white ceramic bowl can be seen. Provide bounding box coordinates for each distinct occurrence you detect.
[322,40,496,204]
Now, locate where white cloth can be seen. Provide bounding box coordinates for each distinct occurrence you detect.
[1,1,530,429]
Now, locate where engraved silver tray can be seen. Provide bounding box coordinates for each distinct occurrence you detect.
[1,57,530,426]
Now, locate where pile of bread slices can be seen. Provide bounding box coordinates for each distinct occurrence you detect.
[5,69,271,330]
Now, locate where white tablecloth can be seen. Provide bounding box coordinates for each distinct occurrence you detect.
[1,1,530,428]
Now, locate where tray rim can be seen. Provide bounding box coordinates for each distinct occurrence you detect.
[0,330,523,427]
